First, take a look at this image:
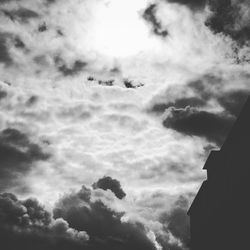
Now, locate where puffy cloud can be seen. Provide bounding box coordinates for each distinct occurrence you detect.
[50,218,89,242]
[53,181,195,250]
[0,192,89,250]
[53,185,157,250]
[0,181,193,250]
[92,176,126,199]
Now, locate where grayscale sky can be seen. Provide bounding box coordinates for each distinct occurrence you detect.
[0,1,250,249]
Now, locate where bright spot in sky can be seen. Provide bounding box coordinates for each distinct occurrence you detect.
[90,0,156,57]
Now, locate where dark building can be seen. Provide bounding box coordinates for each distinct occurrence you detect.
[188,97,250,250]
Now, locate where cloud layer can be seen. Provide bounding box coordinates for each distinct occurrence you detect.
[1,0,250,249]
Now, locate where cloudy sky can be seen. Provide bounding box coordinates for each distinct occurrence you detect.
[1,0,250,249]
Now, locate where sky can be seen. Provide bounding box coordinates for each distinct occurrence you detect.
[0,0,250,249]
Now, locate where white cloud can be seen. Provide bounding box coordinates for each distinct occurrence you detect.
[0,79,205,206]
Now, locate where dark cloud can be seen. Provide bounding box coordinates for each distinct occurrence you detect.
[142,4,168,38]
[123,79,144,89]
[158,196,190,250]
[0,33,28,65]
[14,36,26,49]
[206,0,250,45]
[0,180,192,250]
[167,0,206,10]
[124,80,135,88]
[0,33,12,65]
[0,89,7,100]
[57,29,64,36]
[92,176,126,199]
[150,74,249,145]
[87,77,115,87]
[2,8,40,23]
[165,198,190,246]
[0,193,89,250]
[0,128,50,191]
[86,78,144,88]
[0,194,51,227]
[98,79,114,86]
[149,76,220,115]
[55,57,87,76]
[38,22,47,32]
[26,95,39,106]
[217,89,250,116]
[188,77,250,117]
[163,107,234,145]
[54,185,156,250]
[87,76,95,81]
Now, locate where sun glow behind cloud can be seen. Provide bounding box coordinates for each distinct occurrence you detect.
[89,0,157,57]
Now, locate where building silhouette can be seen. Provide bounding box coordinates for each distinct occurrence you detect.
[188,97,250,250]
